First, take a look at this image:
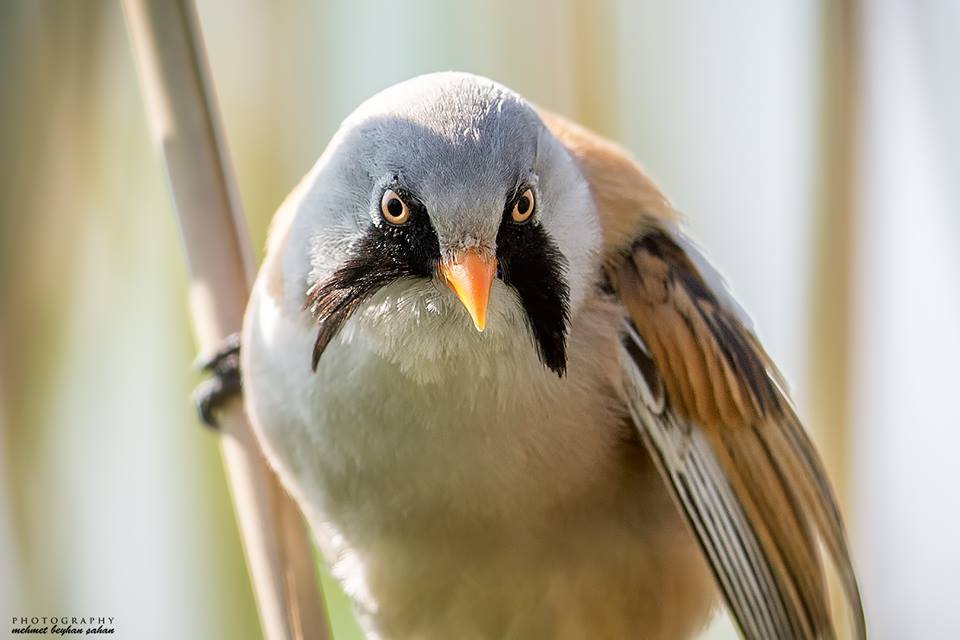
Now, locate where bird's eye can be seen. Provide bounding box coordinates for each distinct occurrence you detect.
[511,188,535,224]
[380,189,410,225]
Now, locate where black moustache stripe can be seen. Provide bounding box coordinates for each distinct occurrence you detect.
[304,214,439,370]
[496,222,570,377]
[304,251,418,371]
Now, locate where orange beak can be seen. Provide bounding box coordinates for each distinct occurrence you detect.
[439,249,496,332]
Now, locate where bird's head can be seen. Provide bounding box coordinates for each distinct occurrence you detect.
[286,72,600,381]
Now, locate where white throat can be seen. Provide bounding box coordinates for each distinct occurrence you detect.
[338,275,547,385]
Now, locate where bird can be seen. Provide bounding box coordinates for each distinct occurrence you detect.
[226,71,865,639]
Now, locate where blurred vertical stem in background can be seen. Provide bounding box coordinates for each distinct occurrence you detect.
[121,1,328,639]
[570,0,619,137]
[0,2,105,607]
[811,0,859,517]
[811,0,860,634]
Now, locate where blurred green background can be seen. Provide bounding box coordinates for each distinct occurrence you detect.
[1,2,958,639]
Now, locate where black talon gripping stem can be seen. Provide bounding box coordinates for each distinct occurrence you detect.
[192,332,242,428]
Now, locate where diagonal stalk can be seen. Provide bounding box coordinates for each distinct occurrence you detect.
[122,2,329,638]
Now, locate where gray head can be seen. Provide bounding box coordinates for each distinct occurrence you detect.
[283,72,600,379]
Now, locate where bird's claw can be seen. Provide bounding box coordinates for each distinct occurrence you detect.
[192,332,242,429]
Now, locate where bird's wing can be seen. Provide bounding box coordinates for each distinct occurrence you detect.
[609,231,864,639]
[540,110,865,640]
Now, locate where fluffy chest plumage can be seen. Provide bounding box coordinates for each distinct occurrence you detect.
[242,280,714,638]
[244,276,625,529]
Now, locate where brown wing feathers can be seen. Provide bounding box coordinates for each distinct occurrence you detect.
[541,110,865,639]
[614,232,864,639]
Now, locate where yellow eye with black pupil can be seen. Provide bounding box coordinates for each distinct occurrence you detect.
[511,189,535,223]
[380,189,410,225]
